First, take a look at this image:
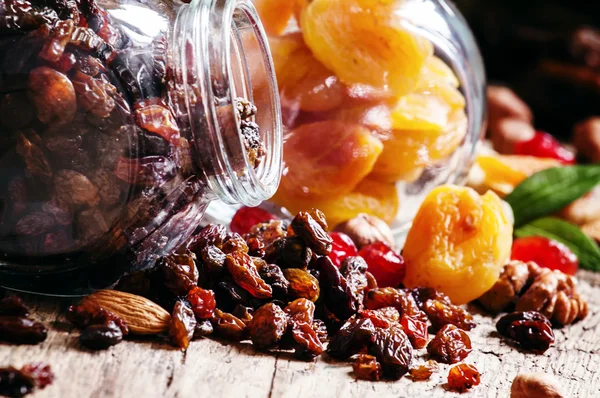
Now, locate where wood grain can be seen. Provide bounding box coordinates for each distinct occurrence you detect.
[2,270,599,398]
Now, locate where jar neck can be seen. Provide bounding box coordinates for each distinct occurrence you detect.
[170,0,282,206]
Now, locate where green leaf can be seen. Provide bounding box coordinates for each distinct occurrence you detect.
[505,165,600,226]
[514,217,600,272]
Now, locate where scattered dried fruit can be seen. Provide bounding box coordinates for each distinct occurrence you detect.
[352,354,382,381]
[427,324,472,364]
[447,363,481,392]
[511,236,579,275]
[496,311,555,354]
[358,242,404,288]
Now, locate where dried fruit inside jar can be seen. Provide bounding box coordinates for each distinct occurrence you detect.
[0,0,267,280]
[259,0,469,228]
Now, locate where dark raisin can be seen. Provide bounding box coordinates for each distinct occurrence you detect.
[277,237,312,270]
[290,210,332,255]
[352,354,382,381]
[340,256,369,307]
[0,366,35,398]
[187,287,216,320]
[0,296,29,317]
[211,309,247,341]
[80,323,123,350]
[199,245,227,273]
[231,305,253,326]
[15,212,56,236]
[221,233,249,254]
[71,70,116,118]
[246,219,287,247]
[249,303,287,350]
[409,361,437,381]
[427,324,472,364]
[258,264,289,299]
[169,301,196,349]
[283,268,319,302]
[189,224,228,252]
[447,363,480,392]
[327,318,376,360]
[0,92,33,129]
[368,325,413,380]
[159,252,199,296]
[16,133,52,178]
[66,301,128,334]
[113,156,176,186]
[497,312,555,354]
[496,311,550,337]
[39,19,74,62]
[240,119,265,168]
[194,319,213,338]
[214,279,251,311]
[311,319,328,344]
[315,256,356,320]
[225,251,272,299]
[0,316,47,344]
[424,299,476,331]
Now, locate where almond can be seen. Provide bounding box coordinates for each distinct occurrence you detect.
[82,290,171,335]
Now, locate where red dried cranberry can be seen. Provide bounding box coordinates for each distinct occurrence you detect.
[328,232,358,267]
[358,242,405,288]
[187,287,216,319]
[514,131,575,164]
[511,236,578,275]
[230,206,277,235]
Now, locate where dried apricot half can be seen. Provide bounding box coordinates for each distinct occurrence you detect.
[254,0,294,36]
[275,120,383,200]
[402,185,513,304]
[301,0,433,96]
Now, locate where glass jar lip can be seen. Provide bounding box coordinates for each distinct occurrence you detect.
[198,0,283,207]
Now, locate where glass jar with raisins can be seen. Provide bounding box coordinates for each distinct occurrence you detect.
[208,0,485,237]
[0,0,282,294]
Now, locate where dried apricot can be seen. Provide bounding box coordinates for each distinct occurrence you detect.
[274,178,398,228]
[270,34,346,112]
[403,185,513,304]
[275,120,383,199]
[301,0,432,96]
[254,0,294,36]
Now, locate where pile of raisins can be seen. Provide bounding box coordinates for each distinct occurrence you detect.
[0,0,264,273]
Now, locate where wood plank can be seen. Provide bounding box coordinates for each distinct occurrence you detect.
[1,270,599,398]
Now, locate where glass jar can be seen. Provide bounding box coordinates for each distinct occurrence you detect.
[211,0,484,236]
[0,0,282,294]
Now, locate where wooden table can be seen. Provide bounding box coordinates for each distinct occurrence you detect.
[2,271,600,398]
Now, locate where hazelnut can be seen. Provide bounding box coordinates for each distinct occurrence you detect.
[573,117,600,162]
[487,86,533,127]
[490,118,536,154]
[334,213,395,249]
[511,373,565,398]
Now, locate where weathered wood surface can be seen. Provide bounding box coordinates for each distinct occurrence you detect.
[2,270,600,398]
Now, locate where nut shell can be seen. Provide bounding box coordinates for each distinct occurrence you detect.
[511,373,565,398]
[334,213,395,249]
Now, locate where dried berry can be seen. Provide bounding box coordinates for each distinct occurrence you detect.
[246,219,288,247]
[54,169,100,207]
[16,133,52,178]
[221,233,249,254]
[283,268,320,302]
[368,325,413,380]
[291,210,332,255]
[340,256,369,306]
[211,309,247,341]
[327,318,376,360]
[427,324,472,364]
[316,256,357,320]
[20,363,53,389]
[71,71,116,118]
[423,299,476,331]
[258,264,289,299]
[226,251,272,299]
[311,319,328,343]
[407,287,452,311]
[249,303,287,349]
[352,354,382,381]
[327,232,358,267]
[190,224,228,251]
[496,311,555,354]
[230,206,277,235]
[511,236,579,276]
[288,320,324,360]
[409,361,437,381]
[159,252,199,296]
[232,305,254,326]
[401,314,428,349]
[169,301,197,349]
[284,298,315,324]
[447,363,481,392]
[80,323,123,350]
[199,245,227,273]
[15,212,56,236]
[277,237,312,269]
[0,316,47,344]
[187,287,216,320]
[514,131,575,165]
[0,296,29,317]
[358,242,405,288]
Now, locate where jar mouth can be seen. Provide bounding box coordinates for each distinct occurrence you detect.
[196,0,282,206]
